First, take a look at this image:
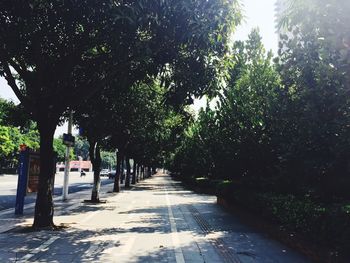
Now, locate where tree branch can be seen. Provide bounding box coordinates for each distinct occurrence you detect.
[1,61,31,108]
[8,59,29,82]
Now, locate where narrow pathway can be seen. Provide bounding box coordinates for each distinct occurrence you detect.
[0,173,310,262]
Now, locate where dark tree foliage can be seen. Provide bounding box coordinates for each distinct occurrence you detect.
[275,0,350,197]
[168,18,350,200]
[0,0,124,227]
[0,0,241,227]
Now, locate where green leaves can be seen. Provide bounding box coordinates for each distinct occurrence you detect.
[0,126,15,158]
[0,124,39,168]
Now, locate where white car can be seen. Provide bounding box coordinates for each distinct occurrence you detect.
[100,169,109,177]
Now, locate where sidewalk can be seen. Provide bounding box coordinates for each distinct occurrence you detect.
[0,177,115,234]
[0,173,310,263]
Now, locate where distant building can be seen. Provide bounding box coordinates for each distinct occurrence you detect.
[56,160,92,172]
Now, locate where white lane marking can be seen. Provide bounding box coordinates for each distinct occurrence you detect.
[19,236,59,262]
[165,188,185,263]
[77,184,91,188]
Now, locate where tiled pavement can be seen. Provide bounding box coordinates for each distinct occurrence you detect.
[0,173,310,263]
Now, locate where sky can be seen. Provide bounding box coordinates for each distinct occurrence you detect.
[0,0,278,136]
[234,0,278,53]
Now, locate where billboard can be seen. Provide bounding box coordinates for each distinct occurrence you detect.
[27,153,40,193]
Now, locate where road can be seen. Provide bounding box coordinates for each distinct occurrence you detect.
[0,173,311,262]
[0,172,113,211]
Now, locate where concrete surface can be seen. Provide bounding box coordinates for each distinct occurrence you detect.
[0,173,310,263]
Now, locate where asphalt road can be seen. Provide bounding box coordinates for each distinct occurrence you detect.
[0,172,113,211]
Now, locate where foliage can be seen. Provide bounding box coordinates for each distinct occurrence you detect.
[101,151,116,170]
[0,126,14,160]
[274,0,350,196]
[73,136,90,161]
[217,181,350,259]
[169,15,350,197]
[0,0,242,226]
[0,124,39,168]
[53,137,74,163]
[0,98,31,129]
[168,29,282,181]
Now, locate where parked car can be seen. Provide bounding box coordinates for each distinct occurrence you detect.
[100,169,109,177]
[108,170,116,179]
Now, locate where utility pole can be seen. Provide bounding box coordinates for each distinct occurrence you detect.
[62,110,73,201]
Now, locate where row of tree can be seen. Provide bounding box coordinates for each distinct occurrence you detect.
[167,0,350,201]
[0,0,242,228]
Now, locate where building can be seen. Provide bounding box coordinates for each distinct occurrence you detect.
[56,160,92,172]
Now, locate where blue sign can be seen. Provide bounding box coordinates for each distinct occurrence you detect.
[63,133,75,146]
[15,148,29,215]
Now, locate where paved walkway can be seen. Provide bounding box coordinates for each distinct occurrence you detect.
[0,173,310,262]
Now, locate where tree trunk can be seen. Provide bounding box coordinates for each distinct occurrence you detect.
[113,151,121,192]
[141,165,145,180]
[90,141,101,202]
[125,156,131,188]
[132,161,137,184]
[136,164,139,183]
[33,119,56,229]
[120,155,125,184]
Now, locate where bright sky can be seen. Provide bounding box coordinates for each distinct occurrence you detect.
[234,0,278,53]
[0,0,278,134]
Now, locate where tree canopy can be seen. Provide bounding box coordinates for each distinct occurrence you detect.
[0,0,242,227]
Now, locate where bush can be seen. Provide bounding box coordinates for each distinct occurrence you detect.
[218,184,350,258]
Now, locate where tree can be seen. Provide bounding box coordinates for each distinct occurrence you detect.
[74,136,90,161]
[167,29,283,185]
[0,124,40,171]
[275,0,350,196]
[0,126,15,167]
[0,98,30,129]
[53,137,74,163]
[101,151,115,170]
[74,95,111,202]
[0,1,126,227]
[0,0,242,227]
[0,98,16,125]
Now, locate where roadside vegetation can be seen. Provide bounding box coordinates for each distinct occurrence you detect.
[166,1,350,260]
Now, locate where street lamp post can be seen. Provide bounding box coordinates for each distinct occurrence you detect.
[62,110,73,201]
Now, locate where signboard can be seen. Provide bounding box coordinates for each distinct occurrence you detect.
[15,147,56,215]
[63,133,75,147]
[15,147,29,215]
[27,153,40,193]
